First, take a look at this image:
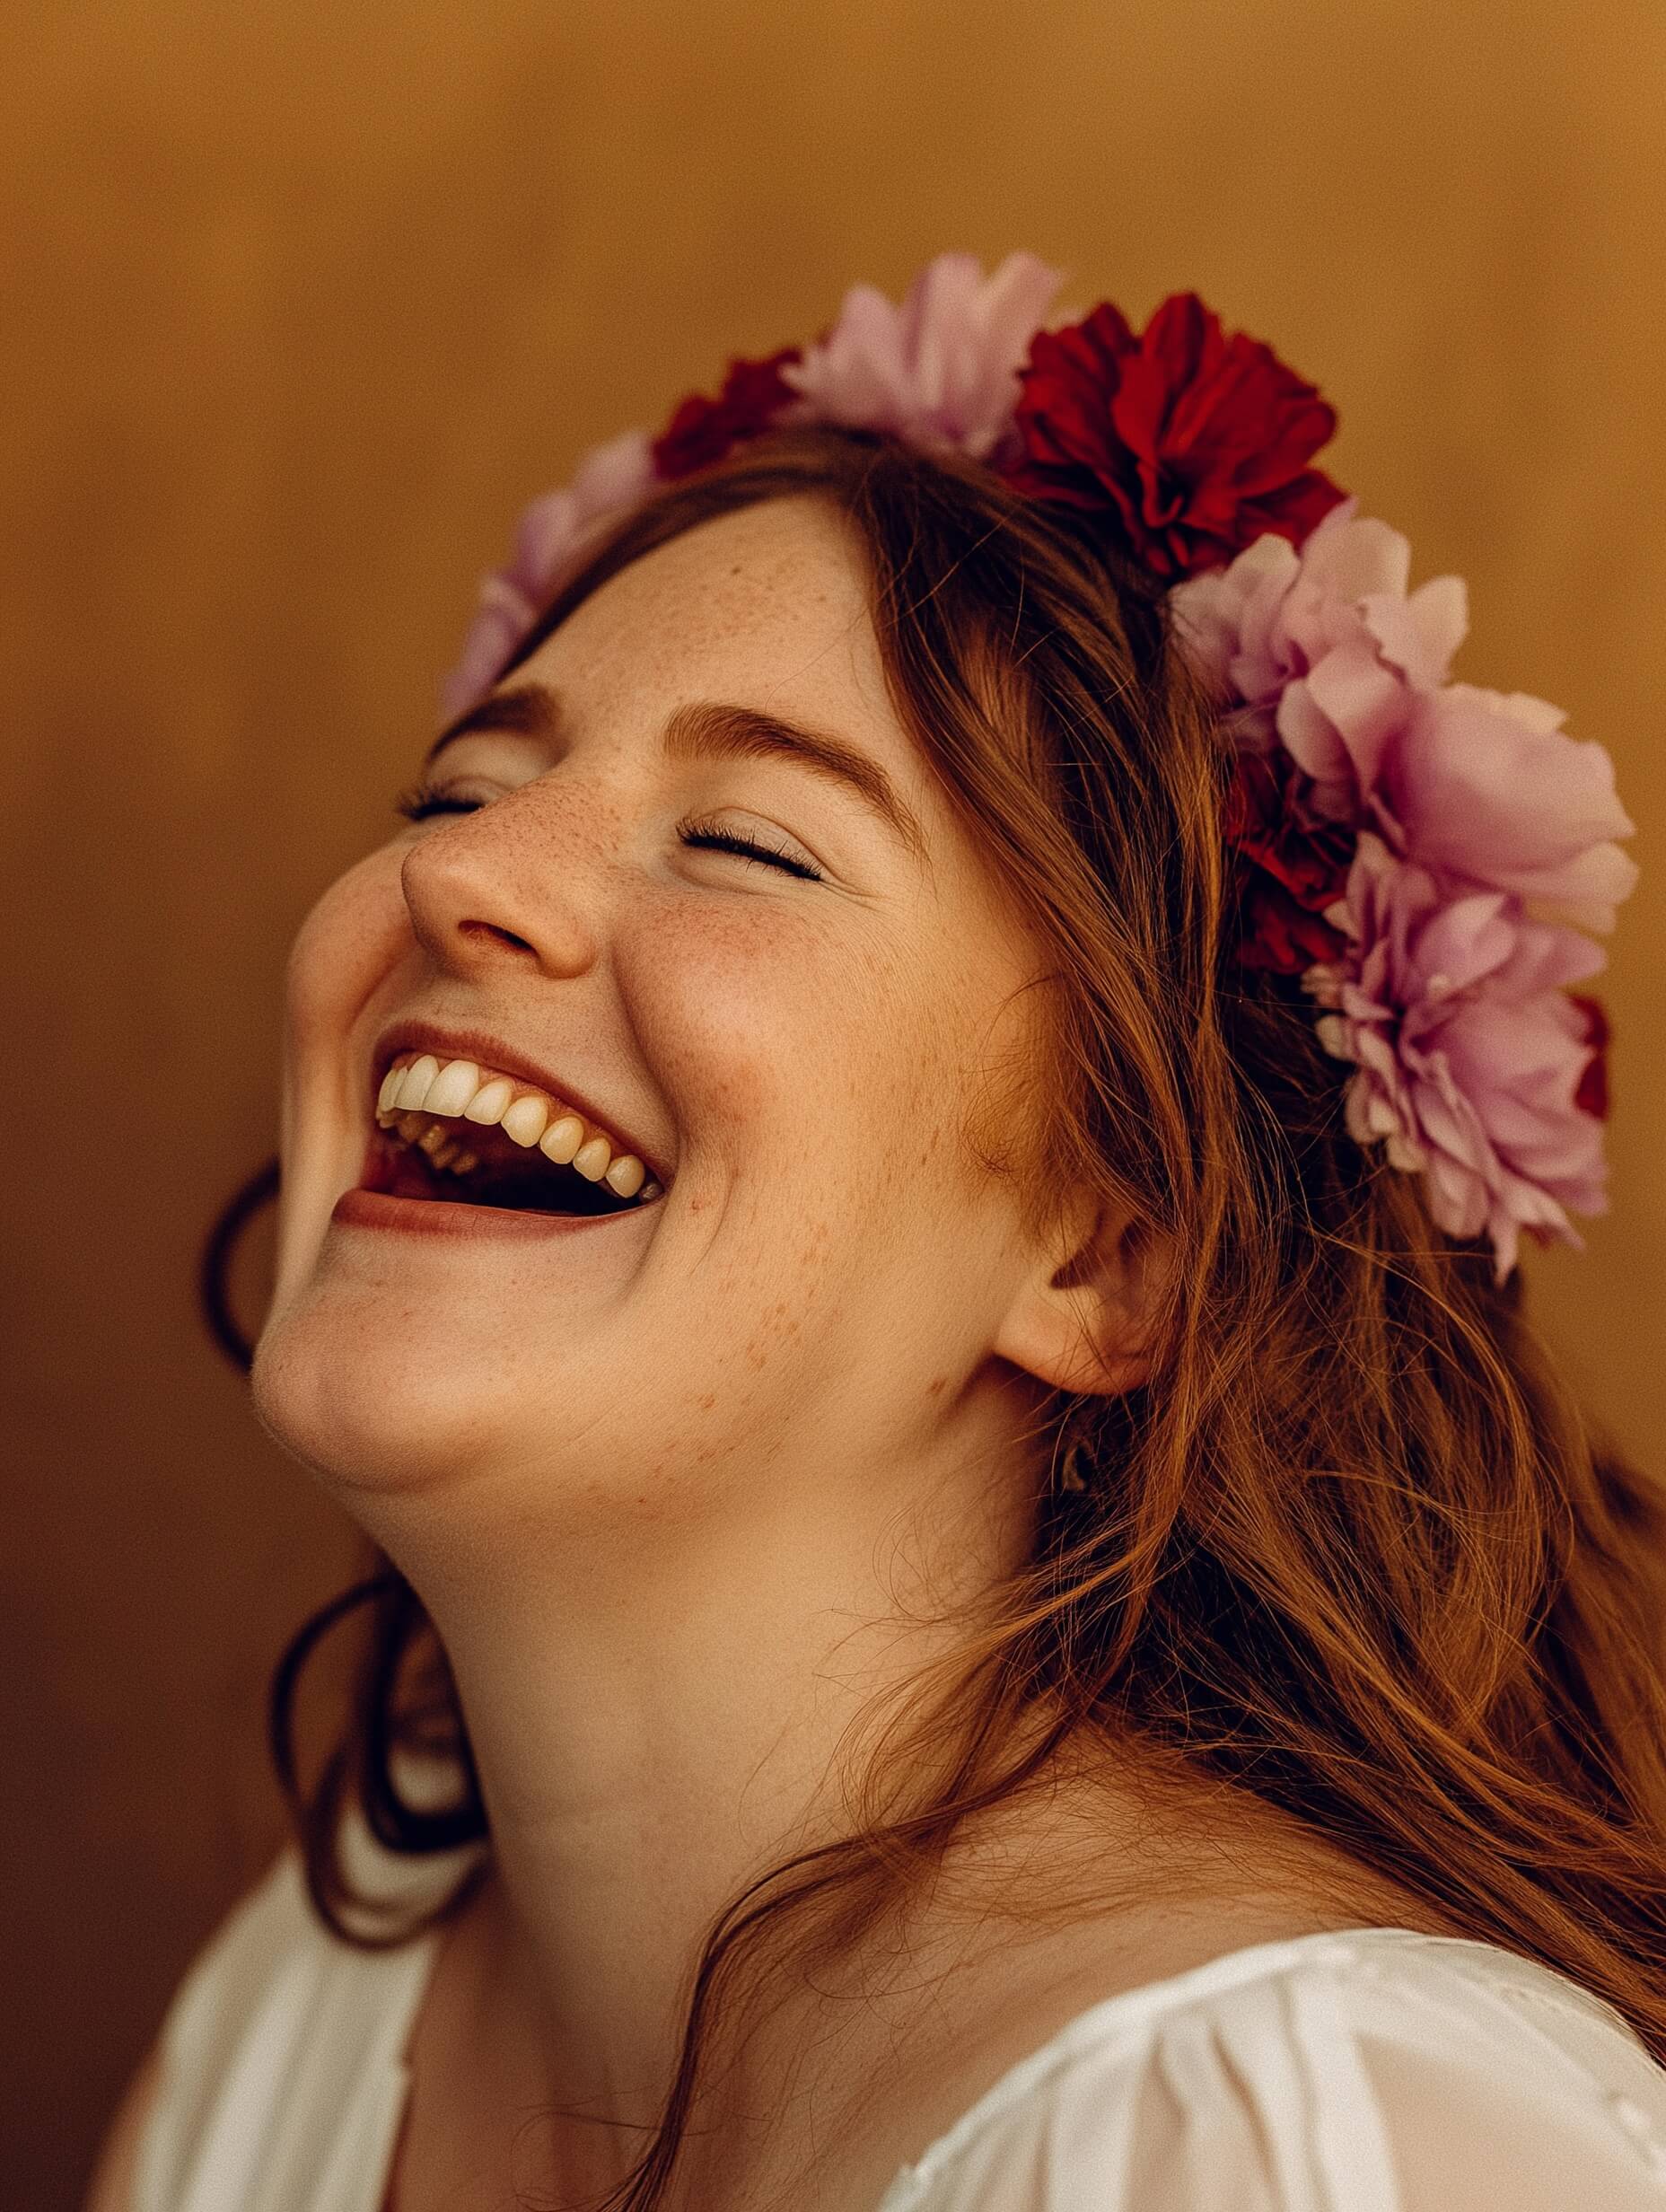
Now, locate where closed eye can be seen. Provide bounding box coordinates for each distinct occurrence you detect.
[675,820,823,881]
[392,786,824,882]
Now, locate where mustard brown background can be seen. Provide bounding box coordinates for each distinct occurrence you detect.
[5,4,1663,2204]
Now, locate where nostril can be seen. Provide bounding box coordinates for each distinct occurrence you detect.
[457,920,539,954]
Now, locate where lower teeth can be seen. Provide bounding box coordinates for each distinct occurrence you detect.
[375,1089,666,1209]
[377,1122,654,1213]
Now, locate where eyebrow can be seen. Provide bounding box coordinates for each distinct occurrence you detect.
[425,682,929,865]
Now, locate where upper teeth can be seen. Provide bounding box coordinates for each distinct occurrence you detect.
[375,1051,661,1202]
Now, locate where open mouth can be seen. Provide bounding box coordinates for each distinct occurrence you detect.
[359,1050,665,1220]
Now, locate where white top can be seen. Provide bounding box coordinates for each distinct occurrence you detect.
[132,1820,1666,2212]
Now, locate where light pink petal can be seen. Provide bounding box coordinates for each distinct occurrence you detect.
[1171,533,1300,701]
[1272,679,1355,811]
[508,487,582,595]
[1389,685,1638,929]
[1407,888,1516,996]
[1295,505,1409,603]
[1305,833,1611,1281]
[438,578,537,723]
[1420,1145,1493,1243]
[1293,637,1416,809]
[508,429,657,595]
[1363,573,1468,689]
[1487,915,1609,998]
[1169,509,1466,830]
[439,428,659,721]
[569,426,658,512]
[781,250,1065,460]
[788,284,901,420]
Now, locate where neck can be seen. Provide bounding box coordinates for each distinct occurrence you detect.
[354,1415,1039,2177]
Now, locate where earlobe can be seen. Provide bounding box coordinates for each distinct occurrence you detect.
[991,1198,1170,1399]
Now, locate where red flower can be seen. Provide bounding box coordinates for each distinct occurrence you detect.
[1566,993,1611,1120]
[1223,747,1353,974]
[650,346,804,479]
[1001,293,1346,580]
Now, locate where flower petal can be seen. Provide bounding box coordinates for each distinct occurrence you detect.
[782,250,1066,460]
[1388,684,1638,929]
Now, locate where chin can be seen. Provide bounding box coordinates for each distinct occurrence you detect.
[249,1290,532,1501]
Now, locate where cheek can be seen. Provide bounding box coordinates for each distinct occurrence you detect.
[623,898,966,1201]
[285,847,409,1058]
[276,847,414,1198]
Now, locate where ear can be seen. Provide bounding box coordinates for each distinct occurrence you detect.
[989,1190,1173,1398]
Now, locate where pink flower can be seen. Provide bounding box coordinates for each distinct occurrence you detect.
[1305,833,1609,1281]
[437,574,541,727]
[780,250,1066,463]
[439,428,658,721]
[1169,504,1637,935]
[1376,683,1638,935]
[1169,497,1468,818]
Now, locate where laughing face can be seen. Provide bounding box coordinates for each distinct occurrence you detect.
[251,493,1106,1557]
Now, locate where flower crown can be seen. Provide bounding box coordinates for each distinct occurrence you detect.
[441,251,1635,1284]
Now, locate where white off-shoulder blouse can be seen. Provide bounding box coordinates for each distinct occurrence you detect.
[130,1818,1666,2212]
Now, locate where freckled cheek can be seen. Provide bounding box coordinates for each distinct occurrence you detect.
[284,851,409,1060]
[627,909,935,1177]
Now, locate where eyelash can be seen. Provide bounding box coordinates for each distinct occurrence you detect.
[391,784,825,882]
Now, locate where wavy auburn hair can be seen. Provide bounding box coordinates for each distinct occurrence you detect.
[208,425,1666,2208]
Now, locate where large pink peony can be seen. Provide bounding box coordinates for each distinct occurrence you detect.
[1170,504,1638,934]
[780,250,1066,463]
[1304,834,1609,1281]
[1376,683,1637,935]
[1169,497,1468,818]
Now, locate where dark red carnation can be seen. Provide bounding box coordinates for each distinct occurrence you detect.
[650,346,804,479]
[1566,993,1611,1120]
[1223,746,1354,974]
[1000,293,1346,580]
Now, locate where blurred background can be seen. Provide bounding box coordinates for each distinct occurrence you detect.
[4,1,1663,2201]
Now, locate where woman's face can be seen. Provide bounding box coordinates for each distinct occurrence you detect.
[254,495,1073,1541]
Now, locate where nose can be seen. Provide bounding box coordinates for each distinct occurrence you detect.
[398,787,603,981]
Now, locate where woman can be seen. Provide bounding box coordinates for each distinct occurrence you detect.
[92,253,1666,2212]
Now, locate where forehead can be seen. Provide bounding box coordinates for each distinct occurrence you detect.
[520,496,898,760]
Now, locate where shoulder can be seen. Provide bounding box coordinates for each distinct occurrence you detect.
[113,1845,324,2212]
[110,1815,483,2212]
[889,1930,1666,2212]
[81,1848,310,2212]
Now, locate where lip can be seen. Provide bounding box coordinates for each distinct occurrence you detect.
[330,1186,651,1238]
[369,1015,667,1184]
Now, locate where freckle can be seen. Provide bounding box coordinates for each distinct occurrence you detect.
[928,1375,947,1396]
[697,1392,716,1410]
